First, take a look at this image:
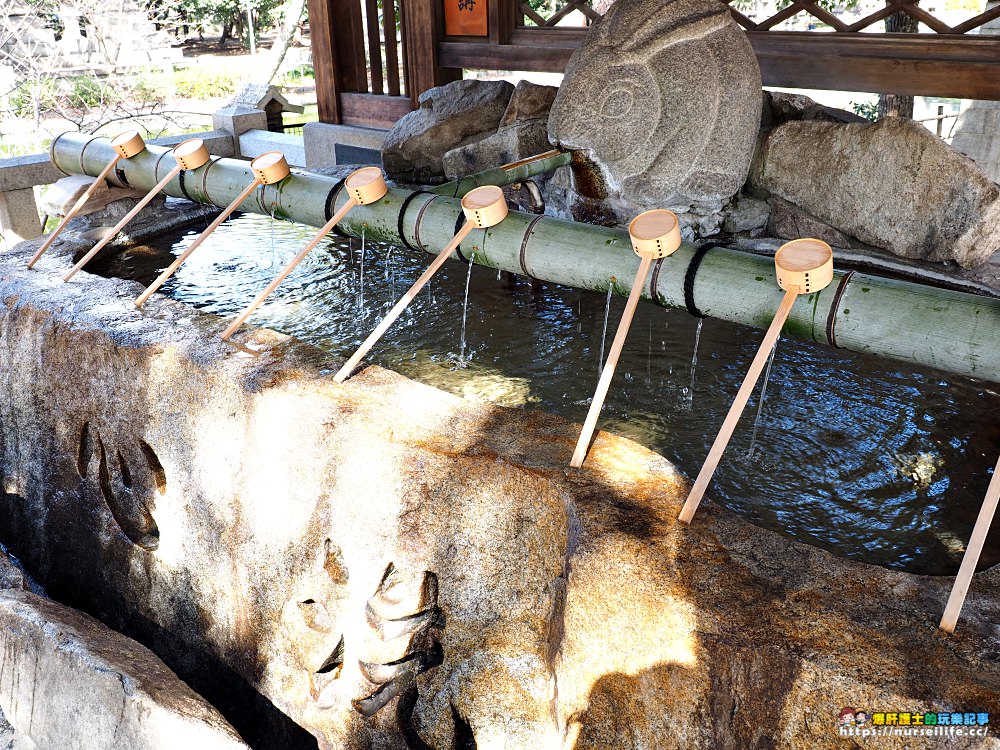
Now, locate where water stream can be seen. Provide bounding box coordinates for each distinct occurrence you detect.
[93,212,1000,576]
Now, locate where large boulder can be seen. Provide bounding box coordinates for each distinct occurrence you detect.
[751,117,1000,268]
[548,0,762,233]
[3,240,1000,749]
[443,81,558,180]
[0,590,250,750]
[382,79,515,184]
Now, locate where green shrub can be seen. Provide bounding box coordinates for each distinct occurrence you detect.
[172,67,240,100]
[9,78,60,118]
[66,76,117,109]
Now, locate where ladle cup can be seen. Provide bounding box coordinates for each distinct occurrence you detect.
[333,184,508,383]
[135,151,290,308]
[28,130,147,269]
[64,138,210,282]
[677,238,834,523]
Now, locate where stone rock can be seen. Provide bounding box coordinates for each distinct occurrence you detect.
[751,117,1000,268]
[951,102,1000,184]
[721,196,770,235]
[382,79,515,184]
[0,549,25,592]
[548,0,762,233]
[1,240,1000,749]
[500,81,558,127]
[442,120,552,180]
[767,196,863,249]
[0,590,250,750]
[39,175,147,218]
[761,90,869,129]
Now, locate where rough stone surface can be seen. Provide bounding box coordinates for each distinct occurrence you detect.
[766,196,866,249]
[500,81,558,127]
[0,188,42,249]
[382,79,515,184]
[442,120,552,180]
[548,0,762,233]
[0,590,250,750]
[1,241,1000,749]
[761,90,869,129]
[751,117,1000,268]
[721,196,770,235]
[0,550,25,592]
[39,175,147,218]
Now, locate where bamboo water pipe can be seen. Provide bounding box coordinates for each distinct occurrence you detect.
[939,453,1000,633]
[333,185,509,383]
[570,209,682,467]
[678,239,835,524]
[28,131,147,269]
[63,138,210,282]
[220,166,388,341]
[47,132,1000,386]
[135,151,290,308]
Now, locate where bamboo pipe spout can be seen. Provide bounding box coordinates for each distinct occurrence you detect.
[221,166,387,341]
[135,151,289,308]
[28,130,146,270]
[333,185,509,384]
[677,238,835,524]
[64,138,210,282]
[939,452,1000,633]
[571,209,682,468]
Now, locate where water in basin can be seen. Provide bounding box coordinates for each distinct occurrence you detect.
[93,211,1000,576]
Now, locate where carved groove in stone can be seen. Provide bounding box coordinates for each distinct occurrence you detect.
[77,421,93,478]
[353,563,445,725]
[316,635,345,676]
[85,426,162,551]
[323,538,348,585]
[298,599,335,634]
[139,440,167,495]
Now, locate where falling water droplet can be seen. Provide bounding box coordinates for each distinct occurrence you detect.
[384,246,395,306]
[683,318,704,409]
[598,282,613,376]
[496,268,502,281]
[458,251,476,367]
[359,225,366,314]
[747,338,779,461]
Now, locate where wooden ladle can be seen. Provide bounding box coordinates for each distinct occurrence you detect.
[221,166,388,341]
[570,209,682,468]
[28,130,146,269]
[64,137,211,282]
[135,151,291,308]
[677,238,834,523]
[333,184,509,383]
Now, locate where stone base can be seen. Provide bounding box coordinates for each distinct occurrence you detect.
[304,122,388,169]
[1,238,999,749]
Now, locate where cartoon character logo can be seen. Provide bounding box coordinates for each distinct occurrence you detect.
[840,707,857,726]
[855,710,869,726]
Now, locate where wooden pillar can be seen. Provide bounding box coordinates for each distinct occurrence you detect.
[307,0,368,123]
[400,0,462,105]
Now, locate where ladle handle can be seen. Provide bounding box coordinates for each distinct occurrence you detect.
[334,221,475,383]
[678,286,798,524]
[28,154,123,269]
[221,196,360,341]
[570,256,653,468]
[136,177,263,308]
[939,452,1000,633]
[64,163,183,282]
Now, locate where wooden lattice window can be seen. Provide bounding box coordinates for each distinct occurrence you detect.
[518,0,601,27]
[722,0,1000,34]
[516,0,1000,34]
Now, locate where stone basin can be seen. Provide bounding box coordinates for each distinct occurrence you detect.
[1,237,999,749]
